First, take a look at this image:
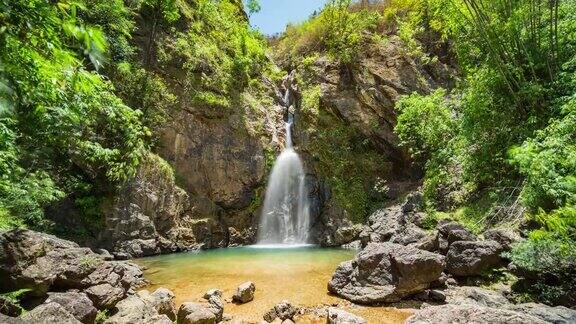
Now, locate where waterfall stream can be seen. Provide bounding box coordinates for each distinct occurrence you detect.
[257,82,311,245]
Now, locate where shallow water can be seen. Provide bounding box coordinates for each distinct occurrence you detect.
[136,246,412,323]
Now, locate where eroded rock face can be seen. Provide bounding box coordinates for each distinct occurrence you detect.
[406,304,546,324]
[446,240,503,277]
[328,242,445,304]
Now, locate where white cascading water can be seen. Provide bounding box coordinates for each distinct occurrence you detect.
[257,86,310,245]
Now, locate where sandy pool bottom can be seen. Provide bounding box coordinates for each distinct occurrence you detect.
[135,246,413,323]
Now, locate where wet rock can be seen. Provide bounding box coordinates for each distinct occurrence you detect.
[327,307,367,324]
[507,303,576,324]
[483,229,522,251]
[45,291,97,324]
[263,301,297,322]
[328,242,445,304]
[446,240,503,276]
[405,304,546,324]
[21,302,82,324]
[233,281,255,304]
[177,302,216,324]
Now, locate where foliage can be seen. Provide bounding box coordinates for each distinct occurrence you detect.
[511,97,576,211]
[507,208,576,306]
[156,0,268,110]
[395,89,455,162]
[0,0,149,229]
[274,0,381,64]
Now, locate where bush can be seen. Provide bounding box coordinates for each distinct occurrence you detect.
[506,206,576,306]
[511,97,576,211]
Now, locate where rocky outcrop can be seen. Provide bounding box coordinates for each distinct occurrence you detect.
[0,229,152,324]
[406,304,546,324]
[177,302,216,324]
[327,307,367,324]
[483,228,522,251]
[328,242,445,304]
[0,230,145,303]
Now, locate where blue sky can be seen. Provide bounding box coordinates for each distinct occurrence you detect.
[247,0,329,35]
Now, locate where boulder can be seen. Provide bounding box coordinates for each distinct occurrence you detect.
[263,301,298,322]
[21,302,82,324]
[84,283,125,309]
[104,294,172,324]
[177,302,216,324]
[203,289,222,300]
[328,243,445,304]
[405,304,546,324]
[327,307,367,324]
[45,291,97,324]
[437,221,476,250]
[483,229,522,251]
[150,288,176,320]
[202,289,224,322]
[446,240,503,276]
[233,281,255,304]
[507,303,576,324]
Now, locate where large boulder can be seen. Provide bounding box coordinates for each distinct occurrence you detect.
[84,283,125,309]
[327,307,367,324]
[507,303,576,324]
[446,240,503,276]
[328,243,445,304]
[149,288,176,321]
[21,302,82,324]
[177,302,216,324]
[104,294,172,324]
[202,289,224,322]
[45,291,97,324]
[232,281,255,304]
[405,304,546,323]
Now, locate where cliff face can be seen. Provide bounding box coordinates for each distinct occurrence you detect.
[99,2,455,256]
[292,36,455,244]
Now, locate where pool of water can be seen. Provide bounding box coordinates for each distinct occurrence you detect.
[135,246,412,323]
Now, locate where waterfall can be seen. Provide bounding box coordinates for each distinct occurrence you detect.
[257,84,311,245]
